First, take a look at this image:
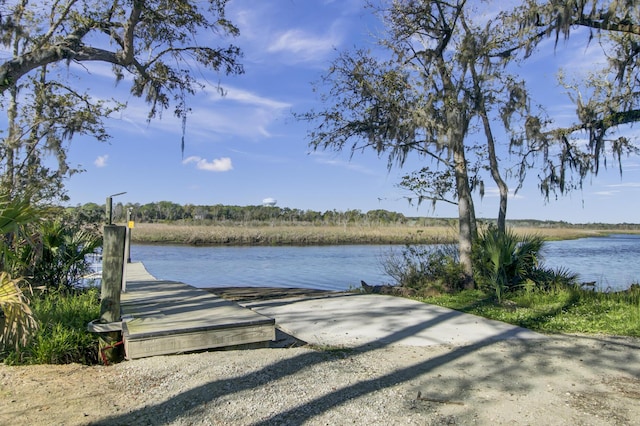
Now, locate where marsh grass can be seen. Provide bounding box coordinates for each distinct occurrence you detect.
[129,223,633,246]
[130,223,455,245]
[419,286,640,337]
[2,288,100,365]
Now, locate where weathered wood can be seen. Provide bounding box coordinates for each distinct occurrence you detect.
[100,225,126,323]
[124,209,132,264]
[121,263,276,359]
[100,225,127,362]
[123,323,274,359]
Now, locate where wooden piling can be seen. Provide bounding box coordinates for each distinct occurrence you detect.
[100,225,126,362]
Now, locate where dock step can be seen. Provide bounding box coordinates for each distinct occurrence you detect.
[122,264,275,359]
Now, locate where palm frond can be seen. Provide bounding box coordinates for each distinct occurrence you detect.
[0,272,38,352]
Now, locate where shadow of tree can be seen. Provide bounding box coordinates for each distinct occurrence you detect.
[92,304,552,425]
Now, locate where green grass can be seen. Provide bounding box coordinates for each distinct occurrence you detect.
[2,288,101,365]
[418,286,640,337]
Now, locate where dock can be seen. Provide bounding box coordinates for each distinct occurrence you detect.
[120,263,276,359]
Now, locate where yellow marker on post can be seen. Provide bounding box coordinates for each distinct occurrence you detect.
[128,221,135,228]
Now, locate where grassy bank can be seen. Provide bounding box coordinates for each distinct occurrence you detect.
[2,289,100,365]
[419,287,640,337]
[128,222,638,246]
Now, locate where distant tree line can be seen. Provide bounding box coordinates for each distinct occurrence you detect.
[65,202,410,226]
[65,202,640,229]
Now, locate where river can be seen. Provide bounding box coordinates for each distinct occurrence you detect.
[541,234,640,291]
[128,234,640,292]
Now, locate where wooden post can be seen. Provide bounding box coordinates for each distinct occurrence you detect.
[100,225,126,362]
[125,208,132,264]
[106,196,113,225]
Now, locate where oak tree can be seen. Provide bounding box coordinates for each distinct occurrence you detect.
[300,0,534,285]
[506,0,640,198]
[0,0,243,202]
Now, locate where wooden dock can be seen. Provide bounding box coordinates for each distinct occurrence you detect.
[120,263,275,359]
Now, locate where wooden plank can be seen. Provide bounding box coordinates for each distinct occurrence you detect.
[121,262,276,359]
[124,262,157,282]
[123,323,274,359]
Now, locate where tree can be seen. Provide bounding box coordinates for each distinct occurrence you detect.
[299,0,534,286]
[0,0,243,202]
[299,1,469,284]
[504,0,639,199]
[70,202,104,224]
[396,12,535,235]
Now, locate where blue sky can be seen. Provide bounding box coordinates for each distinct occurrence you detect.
[57,0,639,223]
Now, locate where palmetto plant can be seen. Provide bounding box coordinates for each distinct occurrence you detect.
[27,220,102,291]
[473,225,545,302]
[0,193,38,274]
[0,193,39,354]
[0,272,37,353]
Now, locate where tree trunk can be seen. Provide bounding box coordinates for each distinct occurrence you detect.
[4,85,18,196]
[479,106,508,234]
[453,140,475,289]
[468,56,509,234]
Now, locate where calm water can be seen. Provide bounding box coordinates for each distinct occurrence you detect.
[130,244,394,291]
[542,234,640,291]
[130,234,640,292]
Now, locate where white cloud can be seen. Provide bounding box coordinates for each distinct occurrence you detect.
[94,155,109,168]
[604,182,640,188]
[594,190,620,196]
[104,83,291,142]
[310,152,376,175]
[267,28,340,63]
[70,60,126,82]
[229,1,353,65]
[560,33,609,76]
[182,156,233,172]
[215,86,291,109]
[622,162,640,171]
[483,187,525,200]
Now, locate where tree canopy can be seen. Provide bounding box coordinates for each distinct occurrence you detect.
[507,0,640,198]
[299,0,540,285]
[0,0,243,202]
[300,0,639,285]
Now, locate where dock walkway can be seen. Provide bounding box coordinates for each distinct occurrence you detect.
[120,262,275,359]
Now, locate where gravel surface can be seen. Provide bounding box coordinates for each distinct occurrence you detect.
[1,334,639,425]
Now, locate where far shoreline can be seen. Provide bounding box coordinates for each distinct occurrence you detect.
[127,222,640,246]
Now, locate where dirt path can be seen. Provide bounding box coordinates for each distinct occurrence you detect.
[1,334,639,425]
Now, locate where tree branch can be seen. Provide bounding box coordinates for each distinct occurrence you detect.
[119,0,142,64]
[574,15,640,36]
[550,108,640,137]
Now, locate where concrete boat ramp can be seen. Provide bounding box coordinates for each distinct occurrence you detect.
[118,262,542,359]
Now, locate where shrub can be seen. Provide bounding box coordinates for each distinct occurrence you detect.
[523,266,579,293]
[472,225,546,302]
[22,219,102,292]
[1,194,103,365]
[472,225,581,301]
[382,244,466,294]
